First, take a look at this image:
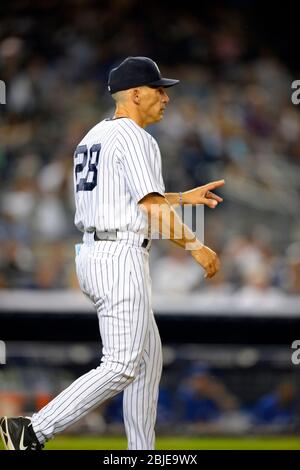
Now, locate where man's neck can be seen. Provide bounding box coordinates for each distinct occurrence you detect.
[114,106,145,128]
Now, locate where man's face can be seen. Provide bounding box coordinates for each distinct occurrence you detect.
[138,86,170,125]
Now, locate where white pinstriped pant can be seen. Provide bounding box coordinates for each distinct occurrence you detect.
[31,237,162,450]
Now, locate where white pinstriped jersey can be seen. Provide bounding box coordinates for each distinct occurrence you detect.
[74,117,165,236]
[32,117,165,450]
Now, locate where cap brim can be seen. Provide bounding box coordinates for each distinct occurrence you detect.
[148,78,180,88]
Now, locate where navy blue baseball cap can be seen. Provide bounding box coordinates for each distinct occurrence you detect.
[108,56,179,94]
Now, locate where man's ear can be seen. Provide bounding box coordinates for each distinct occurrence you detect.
[132,88,140,105]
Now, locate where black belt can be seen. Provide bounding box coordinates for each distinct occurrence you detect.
[141,239,150,248]
[93,231,149,248]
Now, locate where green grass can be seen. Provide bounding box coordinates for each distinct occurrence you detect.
[1,435,300,450]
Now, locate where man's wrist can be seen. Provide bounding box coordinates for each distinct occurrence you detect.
[179,191,188,205]
[190,244,204,252]
[179,192,183,206]
[187,238,204,252]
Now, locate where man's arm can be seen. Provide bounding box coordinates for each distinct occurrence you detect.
[165,179,225,209]
[139,193,220,279]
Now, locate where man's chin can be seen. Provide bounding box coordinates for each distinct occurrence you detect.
[147,114,164,125]
[147,118,160,126]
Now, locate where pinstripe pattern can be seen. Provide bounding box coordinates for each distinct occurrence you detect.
[31,117,165,450]
[124,311,162,449]
[74,117,165,236]
[31,240,160,449]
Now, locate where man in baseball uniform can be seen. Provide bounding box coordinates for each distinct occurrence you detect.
[0,56,223,450]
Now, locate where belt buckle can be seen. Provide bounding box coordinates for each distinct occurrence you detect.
[94,230,117,241]
[108,230,118,241]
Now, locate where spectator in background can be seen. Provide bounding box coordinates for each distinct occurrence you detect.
[177,365,245,432]
[236,263,283,311]
[285,242,300,295]
[251,381,298,430]
[151,243,203,296]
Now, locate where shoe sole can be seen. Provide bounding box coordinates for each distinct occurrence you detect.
[0,416,15,450]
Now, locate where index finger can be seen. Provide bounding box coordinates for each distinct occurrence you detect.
[204,179,225,191]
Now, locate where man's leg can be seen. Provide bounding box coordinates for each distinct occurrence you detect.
[31,243,150,445]
[123,315,163,450]
[31,363,135,444]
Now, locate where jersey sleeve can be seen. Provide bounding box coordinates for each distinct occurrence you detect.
[117,123,165,203]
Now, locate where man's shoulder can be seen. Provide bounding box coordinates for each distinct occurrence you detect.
[78,119,107,146]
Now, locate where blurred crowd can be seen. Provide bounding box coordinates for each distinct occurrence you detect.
[1,1,300,298]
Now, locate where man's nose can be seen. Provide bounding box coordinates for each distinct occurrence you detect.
[163,92,169,103]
